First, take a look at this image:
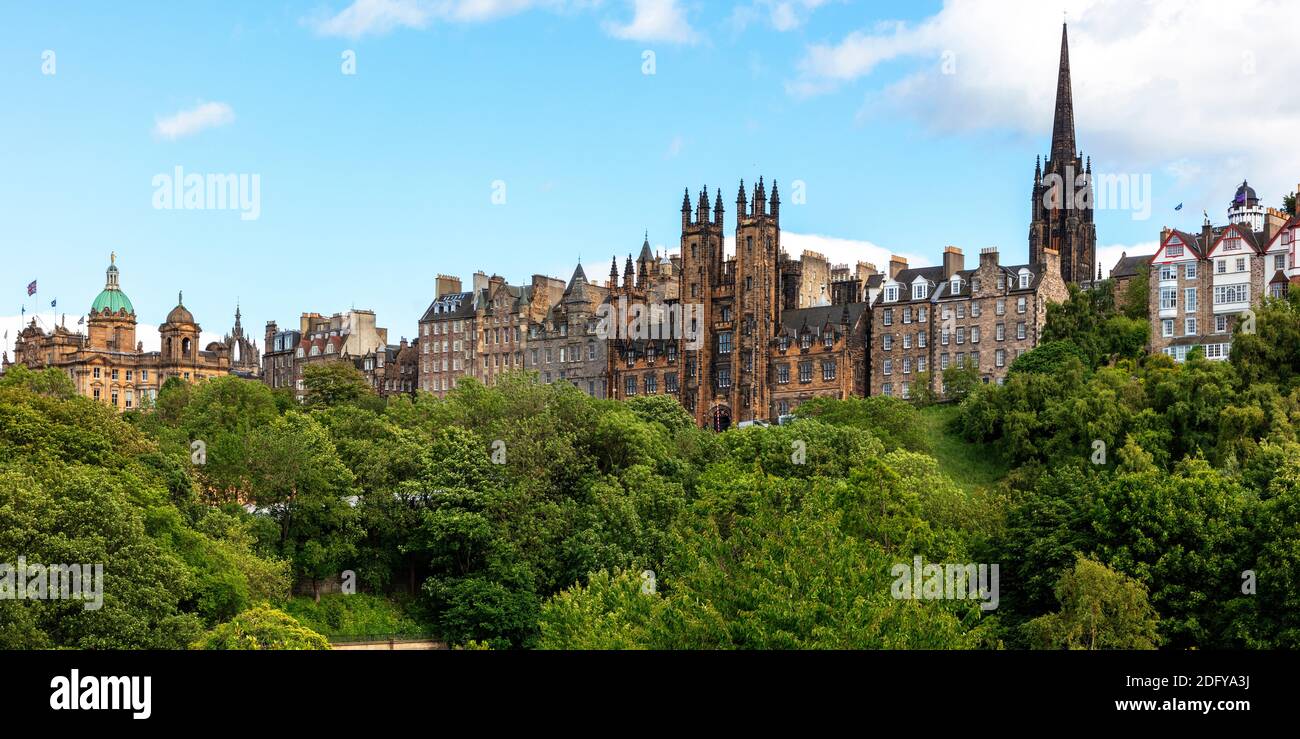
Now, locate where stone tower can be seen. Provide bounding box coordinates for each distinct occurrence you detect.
[1029,23,1096,285]
[161,292,201,363]
[678,186,726,426]
[675,179,782,430]
[733,178,781,425]
[88,253,137,352]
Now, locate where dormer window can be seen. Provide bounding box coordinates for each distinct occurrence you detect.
[912,282,928,300]
[884,285,899,302]
[1018,271,1031,289]
[950,277,961,294]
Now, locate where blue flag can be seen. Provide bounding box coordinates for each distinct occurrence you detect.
[1175,203,1183,211]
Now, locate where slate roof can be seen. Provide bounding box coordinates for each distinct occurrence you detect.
[1110,253,1152,279]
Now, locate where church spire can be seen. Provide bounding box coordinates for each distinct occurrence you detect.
[1050,22,1076,162]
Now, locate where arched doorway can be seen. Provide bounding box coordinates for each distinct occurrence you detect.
[711,405,732,432]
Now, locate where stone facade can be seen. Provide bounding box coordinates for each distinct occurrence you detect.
[262,323,300,393]
[605,241,683,407]
[1147,183,1295,362]
[259,309,390,400]
[870,247,1068,397]
[604,179,871,428]
[358,339,418,397]
[1108,252,1151,311]
[477,274,564,386]
[770,303,869,418]
[4,255,231,410]
[527,263,611,398]
[417,278,476,398]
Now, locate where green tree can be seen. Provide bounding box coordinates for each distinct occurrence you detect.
[1023,556,1161,650]
[302,361,374,407]
[941,358,981,403]
[193,604,331,650]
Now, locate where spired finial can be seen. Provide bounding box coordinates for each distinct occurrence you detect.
[178,290,183,305]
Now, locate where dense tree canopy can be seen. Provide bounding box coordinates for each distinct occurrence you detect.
[4,275,1300,650]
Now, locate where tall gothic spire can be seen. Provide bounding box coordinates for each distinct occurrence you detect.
[1050,23,1076,162]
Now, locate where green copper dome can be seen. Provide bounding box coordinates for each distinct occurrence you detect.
[91,257,134,315]
[91,287,134,315]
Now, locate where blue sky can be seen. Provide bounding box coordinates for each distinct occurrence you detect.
[3,0,1296,351]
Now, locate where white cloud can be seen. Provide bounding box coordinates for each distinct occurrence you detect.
[664,134,684,159]
[732,0,832,33]
[1,312,223,357]
[789,0,1300,205]
[153,102,235,141]
[605,0,698,44]
[309,0,594,38]
[1097,241,1158,278]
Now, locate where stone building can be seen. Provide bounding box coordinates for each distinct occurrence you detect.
[477,273,564,387]
[870,246,1069,397]
[358,339,418,397]
[4,254,231,409]
[1108,252,1152,311]
[262,322,300,394]
[526,262,611,398]
[1147,182,1293,362]
[259,309,390,400]
[606,179,872,428]
[417,275,476,398]
[605,240,683,406]
[1028,23,1096,286]
[770,301,869,419]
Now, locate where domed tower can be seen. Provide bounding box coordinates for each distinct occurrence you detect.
[1228,180,1265,232]
[88,252,137,352]
[161,291,201,365]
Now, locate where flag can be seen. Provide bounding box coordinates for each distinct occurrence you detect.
[77,315,84,325]
[1175,203,1183,211]
[50,299,56,308]
[26,280,36,296]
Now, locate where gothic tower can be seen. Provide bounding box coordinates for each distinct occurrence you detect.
[679,186,725,425]
[1029,22,1096,285]
[734,177,781,424]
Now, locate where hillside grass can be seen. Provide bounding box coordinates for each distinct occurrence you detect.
[918,403,1008,493]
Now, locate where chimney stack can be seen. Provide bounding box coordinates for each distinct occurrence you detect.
[979,247,999,269]
[942,246,965,280]
[1042,247,1062,281]
[435,274,462,298]
[889,255,909,279]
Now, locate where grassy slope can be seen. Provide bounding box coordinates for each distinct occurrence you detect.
[918,404,1008,493]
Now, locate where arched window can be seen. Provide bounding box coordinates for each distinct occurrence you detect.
[182,337,192,357]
